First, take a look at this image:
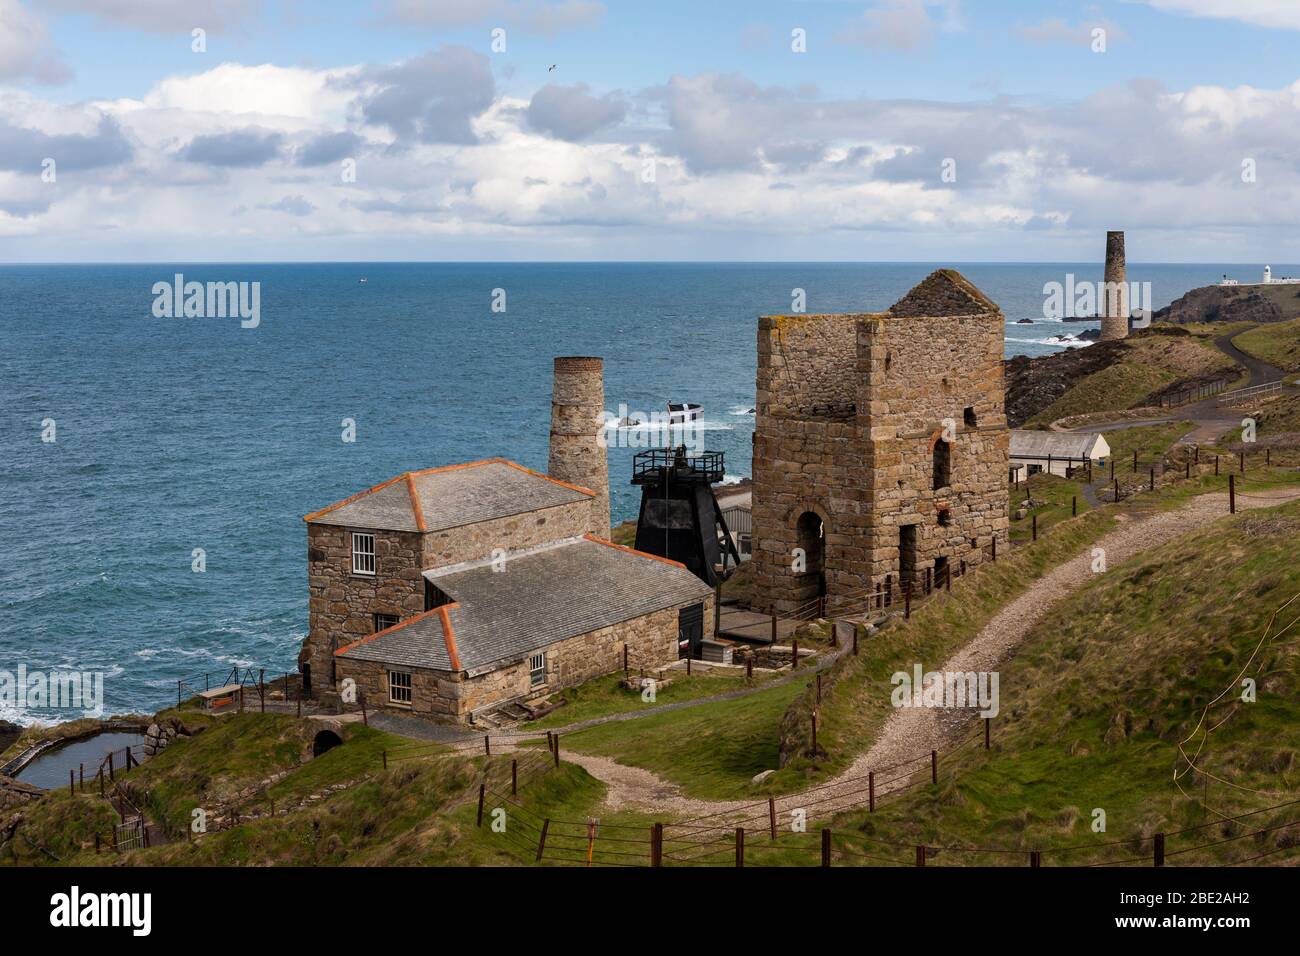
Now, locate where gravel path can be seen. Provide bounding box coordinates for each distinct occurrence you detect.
[570,487,1300,822]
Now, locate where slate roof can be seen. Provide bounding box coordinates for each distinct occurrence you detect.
[1009,429,1107,460]
[304,458,595,533]
[888,269,1001,318]
[335,535,713,675]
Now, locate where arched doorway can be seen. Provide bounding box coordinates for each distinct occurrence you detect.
[312,730,343,757]
[793,511,827,607]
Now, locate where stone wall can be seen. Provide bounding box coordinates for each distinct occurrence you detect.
[335,595,713,723]
[752,286,1009,615]
[303,523,425,691]
[420,499,594,569]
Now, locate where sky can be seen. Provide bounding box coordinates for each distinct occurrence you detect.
[2,0,1300,262]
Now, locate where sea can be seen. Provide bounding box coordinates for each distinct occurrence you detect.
[0,261,1285,722]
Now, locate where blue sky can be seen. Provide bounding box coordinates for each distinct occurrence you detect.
[4,0,1300,261]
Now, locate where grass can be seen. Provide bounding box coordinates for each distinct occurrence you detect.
[559,679,807,800]
[1234,317,1300,372]
[1100,421,1196,468]
[526,667,777,731]
[1008,473,1089,543]
[1025,333,1239,427]
[808,497,1300,866]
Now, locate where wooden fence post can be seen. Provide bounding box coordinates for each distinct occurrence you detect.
[1149,467,1155,491]
[512,758,518,796]
[79,764,84,792]
[769,797,777,840]
[735,827,744,867]
[536,820,550,862]
[1153,832,1165,867]
[1215,455,1220,476]
[1114,478,1120,502]
[1030,850,1041,868]
[869,772,875,812]
[810,712,817,756]
[852,628,858,656]
[476,784,485,827]
[1072,495,1077,517]
[177,680,182,708]
[931,750,938,785]
[70,769,75,796]
[915,846,926,867]
[991,535,997,562]
[382,750,387,770]
[1031,514,1037,541]
[822,828,832,868]
[623,643,628,675]
[651,823,663,867]
[484,734,491,756]
[108,751,114,782]
[1240,451,1245,473]
[1132,450,1137,472]
[1229,474,1236,514]
[771,613,777,645]
[792,637,798,669]
[553,734,560,768]
[984,717,991,750]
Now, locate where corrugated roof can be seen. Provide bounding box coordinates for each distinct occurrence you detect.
[304,458,595,533]
[1009,430,1105,460]
[335,535,712,674]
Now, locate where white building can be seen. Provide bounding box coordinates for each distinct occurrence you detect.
[1009,430,1111,480]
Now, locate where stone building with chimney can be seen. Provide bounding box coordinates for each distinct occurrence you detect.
[298,357,713,724]
[750,270,1010,616]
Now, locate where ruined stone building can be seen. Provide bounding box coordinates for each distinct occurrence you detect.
[1100,230,1129,342]
[751,270,1010,616]
[298,357,713,724]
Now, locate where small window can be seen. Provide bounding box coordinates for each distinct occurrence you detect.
[964,406,977,427]
[932,439,952,491]
[374,613,399,633]
[529,652,546,688]
[425,581,452,612]
[351,533,376,576]
[937,509,951,527]
[388,670,412,705]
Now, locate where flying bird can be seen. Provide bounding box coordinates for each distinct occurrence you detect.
[548,64,557,71]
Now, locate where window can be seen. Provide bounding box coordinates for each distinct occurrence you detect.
[374,613,399,632]
[425,581,452,612]
[937,509,951,527]
[964,406,977,427]
[388,670,412,706]
[351,532,376,575]
[529,652,546,688]
[932,439,952,491]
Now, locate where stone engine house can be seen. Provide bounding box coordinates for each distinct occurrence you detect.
[299,357,713,724]
[751,270,1010,616]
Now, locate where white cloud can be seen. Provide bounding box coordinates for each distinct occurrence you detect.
[1019,18,1128,47]
[0,0,71,83]
[837,0,962,51]
[7,49,1300,260]
[1137,1,1300,30]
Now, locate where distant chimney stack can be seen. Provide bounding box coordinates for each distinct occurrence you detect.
[1100,231,1129,341]
[549,356,610,536]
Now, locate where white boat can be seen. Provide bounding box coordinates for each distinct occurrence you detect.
[667,402,703,425]
[359,277,368,284]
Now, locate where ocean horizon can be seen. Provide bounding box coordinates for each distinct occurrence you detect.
[2,260,1288,722]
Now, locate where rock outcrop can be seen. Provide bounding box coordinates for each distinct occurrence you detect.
[1153,286,1287,325]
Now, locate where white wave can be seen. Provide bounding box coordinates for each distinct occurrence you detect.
[719,474,749,485]
[1006,335,1094,349]
[729,405,756,416]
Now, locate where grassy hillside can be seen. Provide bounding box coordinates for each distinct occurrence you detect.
[1234,318,1300,372]
[1025,332,1239,426]
[811,499,1300,865]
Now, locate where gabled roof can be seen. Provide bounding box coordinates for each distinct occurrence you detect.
[304,458,595,533]
[888,269,1001,318]
[335,535,713,674]
[1009,429,1108,460]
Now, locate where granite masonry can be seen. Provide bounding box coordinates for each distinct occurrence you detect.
[751,270,1011,616]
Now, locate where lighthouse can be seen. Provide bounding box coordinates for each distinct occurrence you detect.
[1264,265,1272,284]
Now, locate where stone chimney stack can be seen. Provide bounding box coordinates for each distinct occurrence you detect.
[1100,230,1129,341]
[549,356,610,537]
